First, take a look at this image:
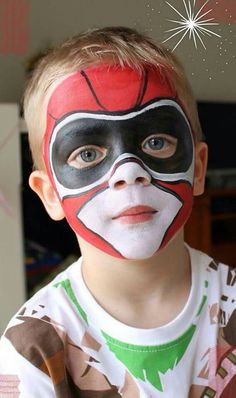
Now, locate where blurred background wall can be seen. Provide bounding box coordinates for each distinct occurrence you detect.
[0,0,235,104]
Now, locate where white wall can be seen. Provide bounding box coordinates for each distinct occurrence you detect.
[0,104,26,334]
[0,0,235,103]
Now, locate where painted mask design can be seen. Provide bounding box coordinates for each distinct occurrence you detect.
[43,65,194,259]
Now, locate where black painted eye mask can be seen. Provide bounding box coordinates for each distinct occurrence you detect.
[51,102,193,190]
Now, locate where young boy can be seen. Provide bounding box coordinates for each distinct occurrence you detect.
[0,26,235,397]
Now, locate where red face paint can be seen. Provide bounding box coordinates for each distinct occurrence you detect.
[43,65,194,259]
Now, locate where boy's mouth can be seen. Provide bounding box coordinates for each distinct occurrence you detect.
[112,205,157,224]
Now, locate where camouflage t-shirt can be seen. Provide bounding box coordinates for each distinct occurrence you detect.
[0,246,236,397]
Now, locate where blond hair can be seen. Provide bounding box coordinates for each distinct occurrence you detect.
[23,26,203,170]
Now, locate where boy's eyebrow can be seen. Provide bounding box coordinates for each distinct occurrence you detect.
[54,104,190,142]
[52,108,191,165]
[50,98,190,138]
[55,121,109,143]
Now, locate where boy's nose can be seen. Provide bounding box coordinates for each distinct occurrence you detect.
[109,161,152,190]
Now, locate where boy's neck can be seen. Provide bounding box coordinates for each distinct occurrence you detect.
[78,230,191,328]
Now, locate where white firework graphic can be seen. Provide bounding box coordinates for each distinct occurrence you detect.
[163,0,221,51]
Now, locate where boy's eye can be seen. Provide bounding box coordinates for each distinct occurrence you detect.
[67,145,107,169]
[142,134,177,159]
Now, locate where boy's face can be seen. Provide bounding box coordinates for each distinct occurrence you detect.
[43,65,194,259]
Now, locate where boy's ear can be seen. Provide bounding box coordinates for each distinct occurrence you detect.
[29,170,65,220]
[193,141,208,196]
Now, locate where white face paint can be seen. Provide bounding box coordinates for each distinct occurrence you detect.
[45,93,194,259]
[78,162,183,259]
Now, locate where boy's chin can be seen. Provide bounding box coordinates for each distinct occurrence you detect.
[77,234,173,261]
[76,226,184,261]
[114,244,162,260]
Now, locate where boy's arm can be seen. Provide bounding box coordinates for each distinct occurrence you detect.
[0,335,55,397]
[0,309,69,398]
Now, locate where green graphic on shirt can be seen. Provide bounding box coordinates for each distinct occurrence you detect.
[196,295,207,316]
[54,279,88,325]
[102,324,196,391]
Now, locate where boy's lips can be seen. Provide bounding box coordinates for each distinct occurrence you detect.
[112,205,157,224]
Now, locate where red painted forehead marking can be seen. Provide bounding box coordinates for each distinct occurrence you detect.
[47,64,177,119]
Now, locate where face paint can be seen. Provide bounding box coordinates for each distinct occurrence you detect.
[43,65,194,259]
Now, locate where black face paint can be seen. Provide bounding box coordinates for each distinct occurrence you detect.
[51,104,193,190]
[44,67,195,259]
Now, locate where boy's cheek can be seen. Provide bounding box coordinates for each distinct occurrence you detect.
[42,129,195,259]
[50,177,194,260]
[41,65,196,259]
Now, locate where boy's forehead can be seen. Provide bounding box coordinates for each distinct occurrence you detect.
[46,64,177,120]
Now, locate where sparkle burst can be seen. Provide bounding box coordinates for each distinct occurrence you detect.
[163,0,221,51]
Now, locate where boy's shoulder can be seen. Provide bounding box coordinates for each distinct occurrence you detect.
[0,257,87,372]
[189,245,236,318]
[5,247,236,330]
[188,244,235,278]
[3,257,82,334]
[29,256,81,301]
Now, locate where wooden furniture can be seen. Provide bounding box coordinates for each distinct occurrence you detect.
[185,187,236,266]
